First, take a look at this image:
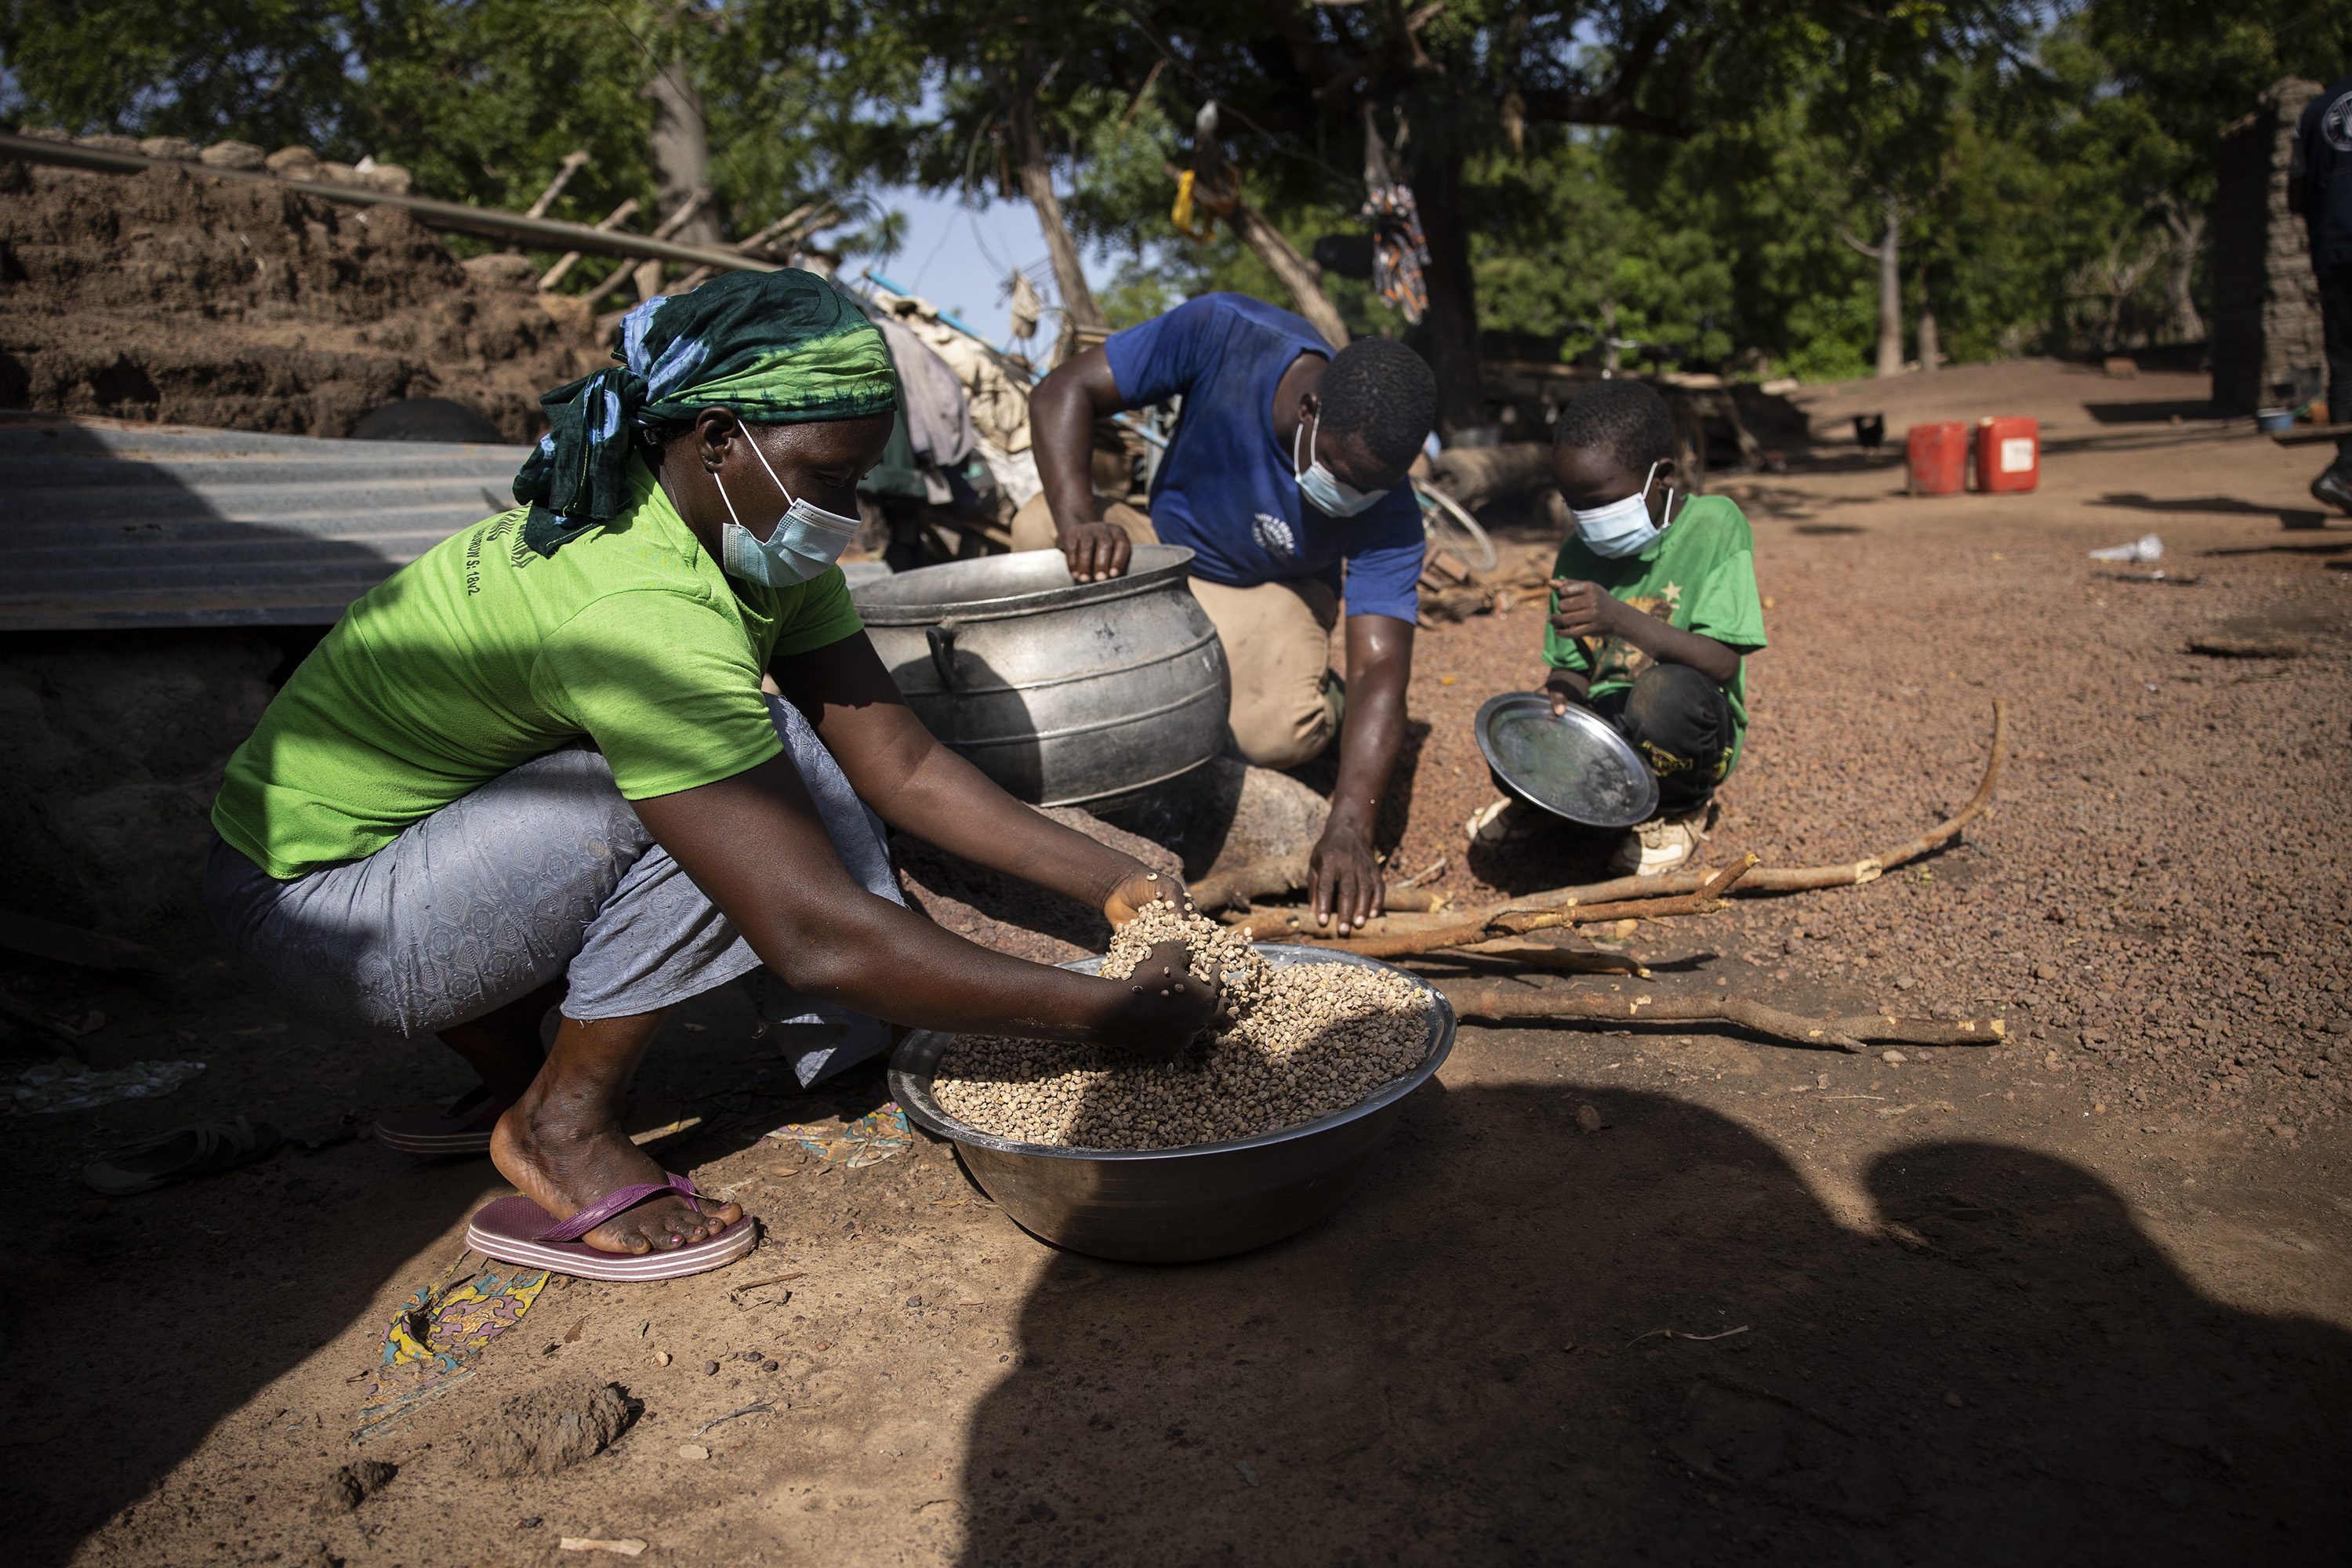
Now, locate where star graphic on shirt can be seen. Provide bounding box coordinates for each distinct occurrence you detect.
[1662,580,1683,610]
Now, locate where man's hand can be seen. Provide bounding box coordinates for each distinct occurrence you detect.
[1309,822,1384,935]
[1102,866,1187,928]
[1548,578,1624,641]
[1108,937,1229,1056]
[1059,519,1133,583]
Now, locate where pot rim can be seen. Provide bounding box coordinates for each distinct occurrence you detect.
[852,543,1197,626]
[887,944,1456,1163]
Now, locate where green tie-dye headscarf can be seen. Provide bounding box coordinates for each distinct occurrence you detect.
[514,267,898,531]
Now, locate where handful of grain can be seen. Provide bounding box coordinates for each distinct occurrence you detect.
[933,902,1428,1150]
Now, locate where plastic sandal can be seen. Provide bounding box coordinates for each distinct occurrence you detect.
[82,1115,283,1197]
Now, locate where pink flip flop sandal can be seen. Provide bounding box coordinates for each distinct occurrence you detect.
[464,1172,755,1283]
[375,1083,517,1156]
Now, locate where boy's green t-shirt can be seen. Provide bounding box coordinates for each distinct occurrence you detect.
[1542,493,1767,778]
[213,457,866,880]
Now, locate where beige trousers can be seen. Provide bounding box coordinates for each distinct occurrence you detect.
[1009,495,1341,769]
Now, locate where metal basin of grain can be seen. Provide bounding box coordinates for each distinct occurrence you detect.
[851,544,1229,810]
[888,946,1455,1263]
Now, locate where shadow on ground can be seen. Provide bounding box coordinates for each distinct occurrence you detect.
[2090,492,2332,531]
[954,1083,2350,1565]
[2082,400,2221,424]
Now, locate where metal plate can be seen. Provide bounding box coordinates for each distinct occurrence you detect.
[1475,691,1658,829]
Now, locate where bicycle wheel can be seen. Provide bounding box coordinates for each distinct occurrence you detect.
[1414,479,1500,572]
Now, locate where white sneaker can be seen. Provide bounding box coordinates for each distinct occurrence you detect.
[1465,797,1549,847]
[1606,805,1713,877]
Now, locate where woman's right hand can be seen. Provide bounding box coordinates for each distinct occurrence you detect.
[1103,937,1229,1057]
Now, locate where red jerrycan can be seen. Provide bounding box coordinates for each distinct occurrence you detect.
[1905,422,1969,495]
[1974,416,2038,492]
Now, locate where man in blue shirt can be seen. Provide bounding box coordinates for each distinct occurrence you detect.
[1015,294,1437,934]
[2292,71,2352,513]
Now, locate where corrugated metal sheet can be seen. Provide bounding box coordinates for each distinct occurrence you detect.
[0,415,530,630]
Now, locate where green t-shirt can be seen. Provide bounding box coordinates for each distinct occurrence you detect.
[214,457,866,879]
[1542,493,1767,779]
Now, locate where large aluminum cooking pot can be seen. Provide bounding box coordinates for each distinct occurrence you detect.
[851,544,1230,809]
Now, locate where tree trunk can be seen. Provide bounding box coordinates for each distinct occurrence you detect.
[1875,194,1904,379]
[1009,48,1103,333]
[1916,260,1939,374]
[1414,140,1486,437]
[637,57,720,303]
[2161,202,2205,343]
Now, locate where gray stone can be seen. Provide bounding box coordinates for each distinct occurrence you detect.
[1101,754,1330,880]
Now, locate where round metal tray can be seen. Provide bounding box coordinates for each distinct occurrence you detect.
[1474,691,1659,829]
[888,945,1454,1263]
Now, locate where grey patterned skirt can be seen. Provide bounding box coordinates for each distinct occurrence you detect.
[204,695,902,1086]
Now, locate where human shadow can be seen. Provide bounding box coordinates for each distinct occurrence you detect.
[952,1083,2351,1565]
[2089,492,2332,531]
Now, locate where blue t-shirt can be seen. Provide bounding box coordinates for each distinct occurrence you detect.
[1104,294,1424,622]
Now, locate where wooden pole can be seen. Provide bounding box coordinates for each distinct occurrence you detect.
[0,131,776,277]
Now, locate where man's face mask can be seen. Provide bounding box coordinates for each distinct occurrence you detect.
[1568,458,1672,558]
[712,428,861,586]
[1294,412,1389,518]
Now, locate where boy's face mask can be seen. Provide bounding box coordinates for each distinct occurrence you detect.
[1294,412,1388,518]
[1568,459,1672,558]
[712,428,862,586]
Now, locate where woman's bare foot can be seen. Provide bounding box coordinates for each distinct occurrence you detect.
[488,1007,742,1255]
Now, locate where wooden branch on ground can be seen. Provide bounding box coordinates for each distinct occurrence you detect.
[1436,988,2007,1055]
[1190,852,1454,916]
[1378,697,2013,930]
[1299,855,1759,959]
[1828,1014,2006,1046]
[1443,939,1647,977]
[1205,699,2005,946]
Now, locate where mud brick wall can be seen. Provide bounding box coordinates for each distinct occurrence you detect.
[2211,78,2324,416]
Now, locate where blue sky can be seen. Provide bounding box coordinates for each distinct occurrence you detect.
[849,184,1130,350]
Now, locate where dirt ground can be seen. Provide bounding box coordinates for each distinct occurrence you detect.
[3,358,2350,1566]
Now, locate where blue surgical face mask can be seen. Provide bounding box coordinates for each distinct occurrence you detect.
[1569,459,1672,558]
[1294,412,1388,518]
[712,431,862,587]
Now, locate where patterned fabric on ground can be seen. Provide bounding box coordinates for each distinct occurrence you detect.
[514,268,898,528]
[9,1058,204,1115]
[355,1263,550,1444]
[767,1102,912,1169]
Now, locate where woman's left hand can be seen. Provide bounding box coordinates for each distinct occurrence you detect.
[1102,866,1189,928]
